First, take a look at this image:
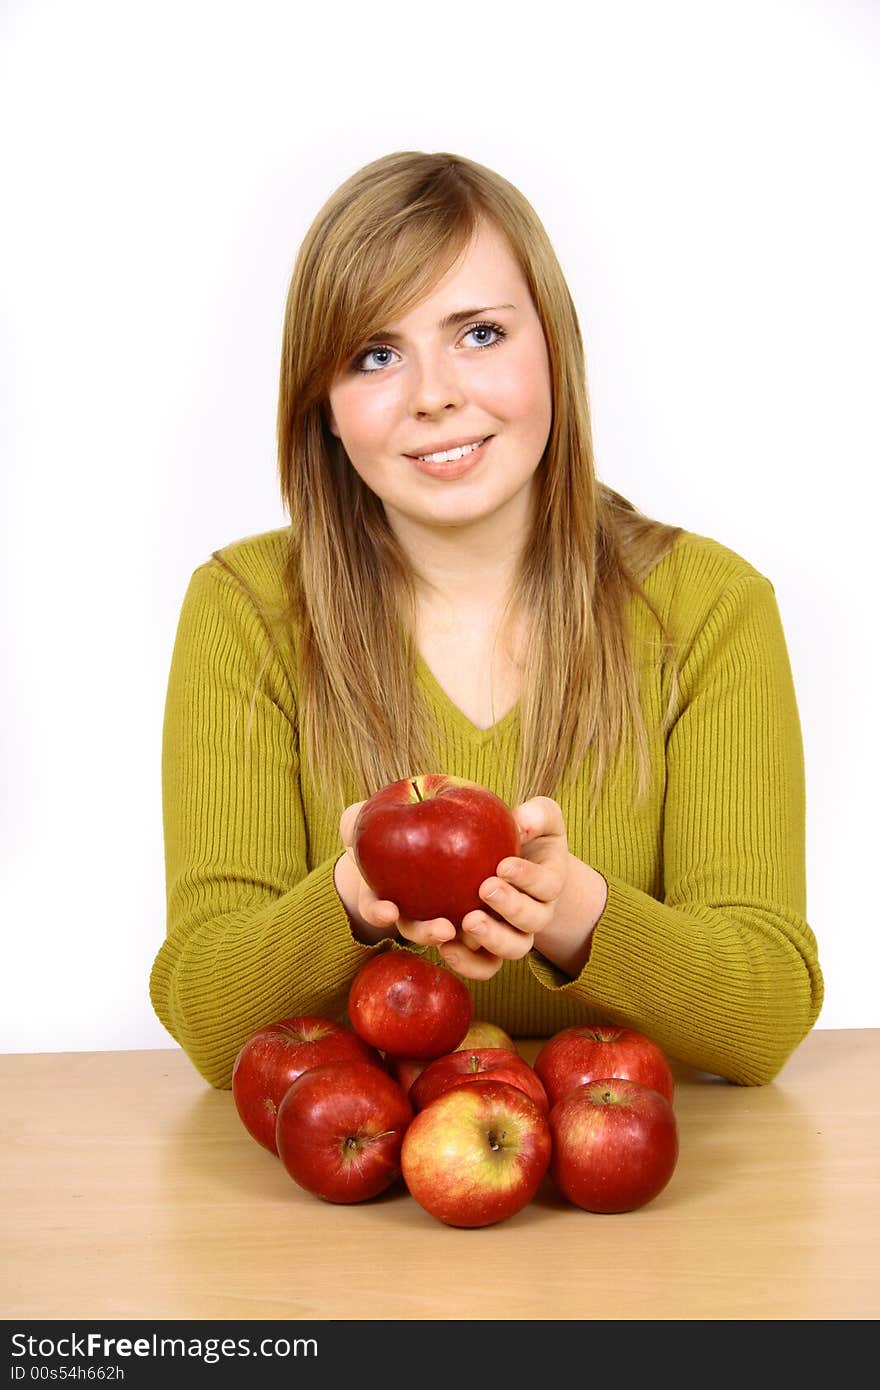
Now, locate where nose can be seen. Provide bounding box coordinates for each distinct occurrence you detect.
[409,345,465,417]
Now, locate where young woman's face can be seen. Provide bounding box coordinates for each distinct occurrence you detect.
[326,220,553,536]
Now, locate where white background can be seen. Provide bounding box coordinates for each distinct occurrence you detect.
[2,0,877,1052]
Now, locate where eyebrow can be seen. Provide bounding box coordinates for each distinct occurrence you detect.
[368,304,517,342]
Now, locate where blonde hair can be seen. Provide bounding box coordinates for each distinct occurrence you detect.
[273,150,681,816]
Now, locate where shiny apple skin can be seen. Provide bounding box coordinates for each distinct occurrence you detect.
[275,1060,413,1203]
[409,1047,550,1113]
[534,1025,675,1107]
[231,1015,385,1154]
[401,1080,552,1228]
[348,949,473,1059]
[549,1078,679,1213]
[352,774,520,927]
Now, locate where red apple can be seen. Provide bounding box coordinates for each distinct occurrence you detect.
[275,1060,413,1203]
[534,1025,675,1107]
[549,1077,679,1213]
[401,1080,552,1227]
[456,1019,517,1052]
[348,949,472,1059]
[352,774,520,927]
[409,1048,550,1114]
[231,1015,384,1154]
[388,1056,429,1097]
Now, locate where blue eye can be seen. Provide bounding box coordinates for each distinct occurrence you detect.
[463,322,504,348]
[355,345,399,373]
[352,321,507,374]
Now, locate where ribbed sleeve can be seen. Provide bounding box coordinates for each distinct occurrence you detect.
[150,558,380,1087]
[526,569,823,1083]
[150,528,823,1089]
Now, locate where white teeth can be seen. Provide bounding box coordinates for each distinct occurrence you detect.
[418,438,486,464]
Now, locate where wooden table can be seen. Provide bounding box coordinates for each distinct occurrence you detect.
[2,1030,877,1322]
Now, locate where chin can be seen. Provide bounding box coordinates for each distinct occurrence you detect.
[390,481,537,536]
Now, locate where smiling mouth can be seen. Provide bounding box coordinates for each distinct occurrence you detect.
[409,437,493,478]
[414,437,488,464]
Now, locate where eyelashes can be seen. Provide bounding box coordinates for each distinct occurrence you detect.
[352,321,508,375]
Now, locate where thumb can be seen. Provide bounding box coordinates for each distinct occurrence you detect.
[513,795,561,845]
[339,800,367,849]
[514,815,536,845]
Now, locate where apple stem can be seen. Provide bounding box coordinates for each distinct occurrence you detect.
[410,779,424,802]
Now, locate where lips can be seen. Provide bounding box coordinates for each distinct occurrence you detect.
[406,434,491,459]
[409,436,493,480]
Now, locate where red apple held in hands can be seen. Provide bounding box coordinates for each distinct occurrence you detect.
[534,1025,675,1108]
[231,1015,384,1154]
[401,1080,552,1228]
[275,1060,413,1203]
[549,1078,679,1214]
[352,774,520,927]
[456,1019,517,1053]
[348,949,472,1059]
[409,1048,550,1114]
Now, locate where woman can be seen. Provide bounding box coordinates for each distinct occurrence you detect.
[150,150,823,1090]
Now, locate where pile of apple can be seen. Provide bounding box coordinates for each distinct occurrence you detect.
[232,950,679,1228]
[233,773,680,1227]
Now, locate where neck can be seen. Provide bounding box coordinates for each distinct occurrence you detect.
[385,488,535,618]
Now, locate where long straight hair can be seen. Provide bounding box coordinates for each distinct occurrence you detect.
[272,151,681,816]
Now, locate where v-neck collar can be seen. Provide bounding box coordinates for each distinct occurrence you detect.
[415,654,521,740]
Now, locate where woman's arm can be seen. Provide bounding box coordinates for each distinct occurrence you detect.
[149,561,381,1089]
[531,572,824,1084]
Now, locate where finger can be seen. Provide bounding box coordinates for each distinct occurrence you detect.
[339,800,367,849]
[437,939,504,982]
[478,876,551,937]
[512,795,566,845]
[359,888,400,932]
[396,915,458,949]
[491,857,565,905]
[461,908,535,960]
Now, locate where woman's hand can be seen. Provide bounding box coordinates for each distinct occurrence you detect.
[335,794,606,977]
[437,796,607,982]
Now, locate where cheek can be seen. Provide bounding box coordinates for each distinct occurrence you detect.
[498,344,553,438]
[330,387,399,454]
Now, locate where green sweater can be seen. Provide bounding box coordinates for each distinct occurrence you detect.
[149,526,823,1089]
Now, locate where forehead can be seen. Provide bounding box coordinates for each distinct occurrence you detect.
[395,221,526,324]
[364,225,528,341]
